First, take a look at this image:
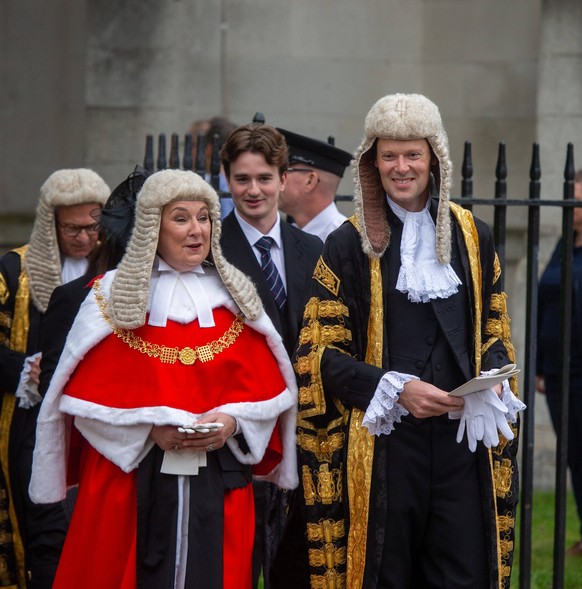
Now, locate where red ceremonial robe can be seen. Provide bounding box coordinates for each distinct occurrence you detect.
[52,307,289,589]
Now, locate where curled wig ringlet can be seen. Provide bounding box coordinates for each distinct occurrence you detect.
[352,93,453,263]
[109,169,263,329]
[24,168,110,312]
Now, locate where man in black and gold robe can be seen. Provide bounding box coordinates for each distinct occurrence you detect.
[0,168,109,588]
[272,93,524,589]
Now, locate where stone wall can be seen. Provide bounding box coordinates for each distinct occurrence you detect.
[0,0,88,248]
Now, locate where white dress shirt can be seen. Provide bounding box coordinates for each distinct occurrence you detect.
[300,202,346,241]
[233,209,287,289]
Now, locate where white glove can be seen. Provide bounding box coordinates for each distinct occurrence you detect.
[455,389,515,452]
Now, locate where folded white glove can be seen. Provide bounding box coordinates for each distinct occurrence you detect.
[454,388,514,452]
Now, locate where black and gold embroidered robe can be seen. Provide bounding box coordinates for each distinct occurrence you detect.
[0,246,68,589]
[287,202,519,589]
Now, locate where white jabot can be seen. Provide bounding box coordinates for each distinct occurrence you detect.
[148,257,215,328]
[61,256,88,284]
[387,196,462,303]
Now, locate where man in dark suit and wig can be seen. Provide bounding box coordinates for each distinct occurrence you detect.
[275,93,526,589]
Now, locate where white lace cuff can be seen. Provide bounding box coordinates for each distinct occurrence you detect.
[362,372,416,436]
[480,367,526,423]
[500,385,526,423]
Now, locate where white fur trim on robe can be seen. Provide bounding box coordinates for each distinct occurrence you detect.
[30,270,298,504]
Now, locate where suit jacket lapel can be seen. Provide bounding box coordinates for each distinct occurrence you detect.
[429,219,473,382]
[281,222,309,338]
[219,213,284,334]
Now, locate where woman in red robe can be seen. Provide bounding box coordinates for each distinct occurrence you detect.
[30,169,298,589]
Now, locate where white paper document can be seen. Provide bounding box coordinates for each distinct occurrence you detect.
[160,448,208,475]
[448,363,520,397]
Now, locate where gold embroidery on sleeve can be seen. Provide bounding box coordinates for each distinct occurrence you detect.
[304,297,349,321]
[10,248,31,355]
[0,246,30,589]
[296,346,327,419]
[306,519,346,543]
[302,464,343,505]
[310,570,346,589]
[297,430,345,463]
[313,258,341,297]
[493,253,502,284]
[0,274,9,306]
[302,465,318,505]
[0,313,12,329]
[309,545,347,568]
[493,458,514,499]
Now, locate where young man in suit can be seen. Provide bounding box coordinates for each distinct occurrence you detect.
[219,123,322,588]
[220,123,322,357]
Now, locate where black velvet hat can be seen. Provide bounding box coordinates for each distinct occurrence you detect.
[277,128,352,178]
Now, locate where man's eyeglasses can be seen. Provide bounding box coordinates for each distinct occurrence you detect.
[286,167,314,174]
[57,222,100,237]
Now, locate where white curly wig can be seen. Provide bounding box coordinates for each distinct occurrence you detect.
[352,93,453,263]
[24,168,110,312]
[109,169,263,329]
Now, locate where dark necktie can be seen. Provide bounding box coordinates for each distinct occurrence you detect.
[255,236,287,310]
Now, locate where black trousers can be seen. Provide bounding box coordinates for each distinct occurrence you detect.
[377,414,490,589]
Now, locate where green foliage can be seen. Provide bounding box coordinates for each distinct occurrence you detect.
[512,491,582,588]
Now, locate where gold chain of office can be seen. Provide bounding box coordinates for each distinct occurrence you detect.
[93,278,245,366]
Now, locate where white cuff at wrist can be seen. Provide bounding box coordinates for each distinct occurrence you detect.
[361,371,416,436]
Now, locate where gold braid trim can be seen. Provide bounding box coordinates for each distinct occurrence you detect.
[306,519,346,543]
[298,414,346,434]
[0,313,12,329]
[497,514,515,533]
[0,395,25,589]
[346,256,381,589]
[498,510,515,581]
[313,258,341,297]
[299,382,324,407]
[0,274,8,306]
[302,464,343,505]
[309,545,347,568]
[303,297,349,321]
[296,346,327,420]
[298,322,351,347]
[9,246,30,355]
[93,278,244,366]
[484,293,513,349]
[296,297,351,421]
[450,203,482,373]
[310,570,346,589]
[493,252,502,284]
[297,430,345,463]
[492,458,514,499]
[0,246,29,589]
